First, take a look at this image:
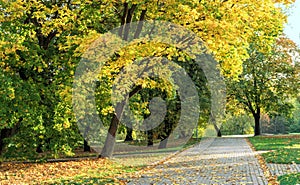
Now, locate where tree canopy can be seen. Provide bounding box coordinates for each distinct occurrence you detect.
[226,36,300,136]
[0,0,296,159]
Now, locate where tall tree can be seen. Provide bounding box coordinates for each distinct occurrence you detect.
[227,36,300,136]
[0,0,117,158]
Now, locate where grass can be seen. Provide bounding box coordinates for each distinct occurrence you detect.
[277,173,300,185]
[248,135,300,164]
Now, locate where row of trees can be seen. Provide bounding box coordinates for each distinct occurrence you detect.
[0,0,298,159]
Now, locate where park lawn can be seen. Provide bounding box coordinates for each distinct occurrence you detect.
[277,173,300,185]
[248,135,300,164]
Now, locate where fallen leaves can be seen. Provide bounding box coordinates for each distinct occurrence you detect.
[0,158,137,184]
[246,138,279,185]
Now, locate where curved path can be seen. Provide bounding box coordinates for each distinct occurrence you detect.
[127,137,268,185]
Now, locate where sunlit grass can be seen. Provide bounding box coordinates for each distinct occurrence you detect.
[249,135,300,164]
[278,173,300,185]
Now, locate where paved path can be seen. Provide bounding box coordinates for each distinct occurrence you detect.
[127,137,268,185]
[268,163,300,176]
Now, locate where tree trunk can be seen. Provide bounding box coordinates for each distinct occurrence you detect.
[217,129,222,137]
[0,129,10,154]
[83,124,91,152]
[0,129,13,154]
[213,123,222,137]
[84,139,91,152]
[158,138,168,149]
[124,116,133,142]
[99,114,119,158]
[147,130,154,146]
[254,113,261,136]
[124,126,133,142]
[99,86,141,158]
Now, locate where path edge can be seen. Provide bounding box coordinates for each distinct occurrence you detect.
[245,137,279,185]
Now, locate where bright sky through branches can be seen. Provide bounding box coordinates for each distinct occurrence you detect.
[284,0,300,47]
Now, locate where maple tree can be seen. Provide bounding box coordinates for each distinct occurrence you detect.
[0,0,295,159]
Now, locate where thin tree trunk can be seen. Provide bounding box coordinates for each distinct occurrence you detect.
[213,123,222,137]
[147,130,154,146]
[84,139,91,152]
[0,129,10,154]
[124,126,133,142]
[83,124,91,152]
[158,137,168,149]
[0,120,21,154]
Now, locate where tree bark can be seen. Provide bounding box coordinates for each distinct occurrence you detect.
[213,123,222,137]
[158,137,168,149]
[84,139,91,152]
[99,86,141,158]
[147,130,154,146]
[0,129,11,154]
[124,126,133,142]
[99,113,120,158]
[254,113,261,136]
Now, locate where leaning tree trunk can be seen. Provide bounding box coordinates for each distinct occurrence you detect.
[99,114,120,158]
[213,123,222,137]
[83,125,91,152]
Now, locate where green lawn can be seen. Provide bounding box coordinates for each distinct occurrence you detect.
[248,135,300,164]
[277,173,300,185]
[248,135,300,185]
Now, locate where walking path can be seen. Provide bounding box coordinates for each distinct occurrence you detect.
[268,163,300,176]
[127,137,268,184]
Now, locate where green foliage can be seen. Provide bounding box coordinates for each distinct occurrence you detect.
[0,0,106,159]
[226,37,300,135]
[287,99,300,133]
[278,173,300,185]
[0,0,295,159]
[262,148,300,164]
[221,114,254,135]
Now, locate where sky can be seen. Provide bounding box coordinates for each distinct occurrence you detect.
[284,0,300,47]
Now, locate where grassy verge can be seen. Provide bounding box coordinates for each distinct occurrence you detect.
[277,173,300,185]
[248,135,300,164]
[248,135,300,185]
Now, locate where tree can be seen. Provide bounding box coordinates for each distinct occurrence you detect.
[0,0,294,159]
[75,0,294,158]
[0,0,116,158]
[227,36,300,136]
